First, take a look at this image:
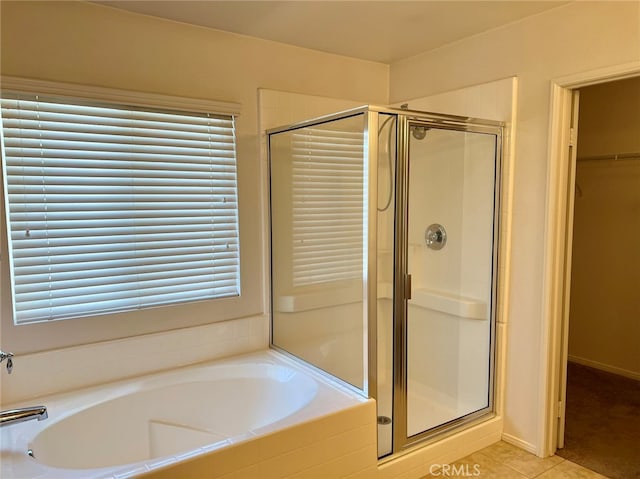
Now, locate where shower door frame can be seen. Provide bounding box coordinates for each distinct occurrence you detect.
[391,111,504,452]
[266,105,504,456]
[267,107,380,399]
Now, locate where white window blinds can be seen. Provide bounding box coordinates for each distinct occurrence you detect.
[290,127,364,287]
[1,92,240,324]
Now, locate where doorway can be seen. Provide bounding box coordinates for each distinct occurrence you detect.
[554,77,640,479]
[543,62,640,459]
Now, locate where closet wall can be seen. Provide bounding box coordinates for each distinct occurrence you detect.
[568,77,640,379]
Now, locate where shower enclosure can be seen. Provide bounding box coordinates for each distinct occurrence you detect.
[267,106,502,457]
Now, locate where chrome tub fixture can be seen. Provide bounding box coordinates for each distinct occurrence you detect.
[0,350,49,428]
[0,406,48,428]
[0,350,13,374]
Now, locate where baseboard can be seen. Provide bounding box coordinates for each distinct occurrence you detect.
[568,355,640,381]
[501,433,537,455]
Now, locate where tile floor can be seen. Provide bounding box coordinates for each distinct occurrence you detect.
[421,441,609,478]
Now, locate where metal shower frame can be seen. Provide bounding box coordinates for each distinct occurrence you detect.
[267,104,504,456]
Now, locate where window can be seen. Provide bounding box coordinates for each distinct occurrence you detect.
[289,123,364,287]
[1,87,240,325]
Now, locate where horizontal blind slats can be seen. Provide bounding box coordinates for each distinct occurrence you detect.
[10,208,238,222]
[8,196,237,206]
[1,120,235,144]
[4,149,236,164]
[13,244,239,265]
[290,128,364,287]
[15,266,236,293]
[17,285,239,323]
[6,166,237,181]
[9,230,230,248]
[10,224,238,241]
[2,92,240,324]
[1,97,232,126]
[8,185,237,196]
[16,273,238,304]
[4,139,235,157]
[14,258,238,283]
[4,156,235,170]
[11,252,240,285]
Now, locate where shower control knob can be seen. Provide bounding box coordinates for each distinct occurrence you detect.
[425,224,447,250]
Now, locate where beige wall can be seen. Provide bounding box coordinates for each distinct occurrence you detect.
[577,77,640,158]
[568,78,640,379]
[389,1,640,451]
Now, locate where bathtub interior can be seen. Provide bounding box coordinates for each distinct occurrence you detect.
[0,350,368,478]
[31,370,318,470]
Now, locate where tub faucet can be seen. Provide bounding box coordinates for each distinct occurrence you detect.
[0,350,13,374]
[0,350,49,428]
[0,406,48,428]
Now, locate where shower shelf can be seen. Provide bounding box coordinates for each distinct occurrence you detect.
[409,289,487,320]
[276,283,362,313]
[377,283,487,320]
[276,284,486,320]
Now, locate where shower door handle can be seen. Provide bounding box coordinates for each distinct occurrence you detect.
[406,274,412,300]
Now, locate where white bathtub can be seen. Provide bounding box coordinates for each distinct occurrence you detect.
[0,350,374,479]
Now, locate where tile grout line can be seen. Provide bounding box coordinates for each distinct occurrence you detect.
[476,447,569,479]
[529,458,566,478]
[474,450,529,478]
[420,442,610,479]
[531,457,568,478]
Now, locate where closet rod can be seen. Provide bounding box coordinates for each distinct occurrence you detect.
[577,152,640,162]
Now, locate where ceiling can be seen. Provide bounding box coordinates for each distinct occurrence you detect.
[95,1,569,64]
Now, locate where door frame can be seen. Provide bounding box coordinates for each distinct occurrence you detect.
[393,116,504,452]
[540,61,640,457]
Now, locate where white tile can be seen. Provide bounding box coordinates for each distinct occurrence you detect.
[2,315,269,404]
[285,445,376,479]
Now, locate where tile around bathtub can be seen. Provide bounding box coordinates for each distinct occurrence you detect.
[148,420,228,458]
[257,422,375,477]
[249,400,374,464]
[2,316,269,405]
[112,465,149,479]
[217,463,261,479]
[282,444,376,479]
[343,464,380,479]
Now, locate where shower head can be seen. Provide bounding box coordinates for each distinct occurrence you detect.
[410,125,428,140]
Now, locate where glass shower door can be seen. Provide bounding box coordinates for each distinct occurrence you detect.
[404,123,499,440]
[269,113,370,393]
[267,106,503,456]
